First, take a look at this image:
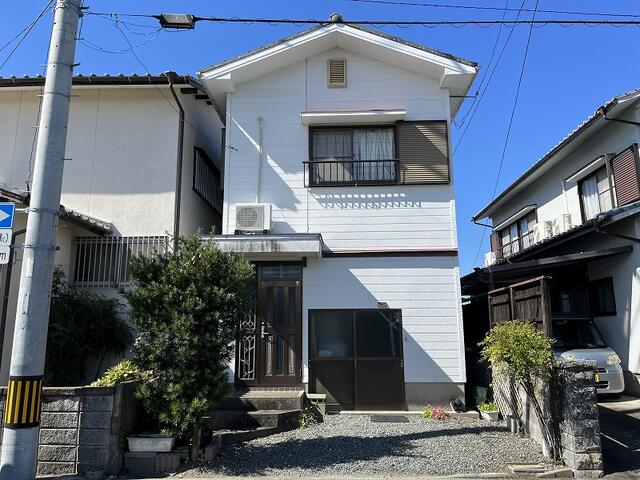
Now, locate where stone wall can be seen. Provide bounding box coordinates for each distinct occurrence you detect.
[494,361,603,479]
[0,382,138,476]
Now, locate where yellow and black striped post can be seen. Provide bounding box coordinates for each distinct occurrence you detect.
[3,376,43,429]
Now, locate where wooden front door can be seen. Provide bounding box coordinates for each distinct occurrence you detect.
[257,278,302,386]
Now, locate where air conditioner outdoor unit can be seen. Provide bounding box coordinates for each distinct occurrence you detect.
[235,203,271,233]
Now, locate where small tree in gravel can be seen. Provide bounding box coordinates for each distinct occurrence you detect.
[125,234,254,448]
[479,320,558,459]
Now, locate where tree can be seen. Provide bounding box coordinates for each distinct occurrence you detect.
[479,320,558,459]
[124,234,254,442]
[45,269,131,386]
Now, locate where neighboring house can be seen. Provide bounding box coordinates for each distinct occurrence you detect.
[462,89,640,395]
[0,73,224,383]
[199,19,478,410]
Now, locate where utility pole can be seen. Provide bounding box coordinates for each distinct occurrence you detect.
[0,0,82,478]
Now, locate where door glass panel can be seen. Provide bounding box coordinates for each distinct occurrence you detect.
[311,311,354,358]
[355,310,401,357]
[265,287,273,325]
[261,264,301,280]
[288,287,296,326]
[275,287,285,326]
[276,336,284,375]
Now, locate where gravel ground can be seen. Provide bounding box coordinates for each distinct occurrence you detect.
[181,414,546,477]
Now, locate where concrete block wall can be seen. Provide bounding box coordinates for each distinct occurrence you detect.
[0,382,138,476]
[494,361,603,479]
[554,362,603,479]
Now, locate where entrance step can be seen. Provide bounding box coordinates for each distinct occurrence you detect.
[216,425,281,444]
[218,390,304,412]
[202,409,300,431]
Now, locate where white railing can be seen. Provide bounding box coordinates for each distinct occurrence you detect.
[71,236,171,288]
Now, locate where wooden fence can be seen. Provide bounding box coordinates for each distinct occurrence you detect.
[487,276,552,337]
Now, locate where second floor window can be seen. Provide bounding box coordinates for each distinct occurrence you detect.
[579,166,612,220]
[308,126,397,185]
[499,211,536,257]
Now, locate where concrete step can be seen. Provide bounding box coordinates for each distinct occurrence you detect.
[217,425,281,444]
[218,390,304,412]
[202,409,299,430]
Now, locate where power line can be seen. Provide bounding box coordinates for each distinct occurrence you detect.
[349,0,640,18]
[84,12,640,27]
[472,0,539,267]
[454,1,528,150]
[455,0,510,128]
[0,0,55,73]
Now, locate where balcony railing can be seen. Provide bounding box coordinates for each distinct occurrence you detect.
[303,159,399,187]
[497,229,537,261]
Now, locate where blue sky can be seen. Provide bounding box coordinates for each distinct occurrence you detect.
[3,1,640,274]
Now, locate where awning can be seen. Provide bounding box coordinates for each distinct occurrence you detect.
[300,109,406,125]
[205,233,323,260]
[493,204,536,231]
[462,245,633,295]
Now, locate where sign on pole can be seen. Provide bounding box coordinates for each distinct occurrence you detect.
[0,203,15,229]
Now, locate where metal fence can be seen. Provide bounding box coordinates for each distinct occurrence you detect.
[71,236,171,288]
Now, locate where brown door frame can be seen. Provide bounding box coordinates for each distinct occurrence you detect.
[308,308,405,410]
[235,262,303,388]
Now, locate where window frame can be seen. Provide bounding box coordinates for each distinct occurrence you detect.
[306,125,399,187]
[498,209,537,256]
[588,277,617,317]
[192,146,223,214]
[578,165,613,221]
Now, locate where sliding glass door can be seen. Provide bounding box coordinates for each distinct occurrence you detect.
[309,309,404,410]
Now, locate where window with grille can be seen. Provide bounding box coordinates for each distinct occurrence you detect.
[71,236,170,288]
[193,147,222,214]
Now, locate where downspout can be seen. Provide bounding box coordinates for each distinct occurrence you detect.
[256,116,263,204]
[166,71,185,251]
[0,228,26,365]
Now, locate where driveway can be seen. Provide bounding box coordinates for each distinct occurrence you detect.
[599,396,640,479]
[181,414,546,477]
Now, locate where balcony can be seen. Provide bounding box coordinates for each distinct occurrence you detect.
[303,159,399,187]
[485,229,537,266]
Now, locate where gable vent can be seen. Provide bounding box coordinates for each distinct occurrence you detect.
[327,59,346,88]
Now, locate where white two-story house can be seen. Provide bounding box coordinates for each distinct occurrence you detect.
[462,89,640,396]
[200,19,478,410]
[0,73,224,383]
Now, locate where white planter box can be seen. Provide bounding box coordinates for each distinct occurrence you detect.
[479,410,500,422]
[127,434,175,452]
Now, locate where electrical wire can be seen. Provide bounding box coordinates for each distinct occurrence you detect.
[348,0,640,18]
[107,17,225,149]
[83,12,640,27]
[0,0,55,73]
[471,0,539,267]
[455,0,509,128]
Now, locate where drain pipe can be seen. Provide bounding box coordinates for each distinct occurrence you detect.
[166,71,185,251]
[0,228,26,366]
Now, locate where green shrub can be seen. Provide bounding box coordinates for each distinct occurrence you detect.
[298,411,318,429]
[477,401,498,412]
[45,269,132,386]
[479,320,557,458]
[125,234,254,439]
[91,360,146,387]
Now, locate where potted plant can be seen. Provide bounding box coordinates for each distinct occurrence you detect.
[477,401,500,421]
[127,433,176,452]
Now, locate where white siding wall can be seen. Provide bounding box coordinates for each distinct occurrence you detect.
[303,256,466,384]
[223,48,457,250]
[487,102,640,375]
[0,87,180,236]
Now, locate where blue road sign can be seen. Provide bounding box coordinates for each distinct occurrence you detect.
[0,203,15,229]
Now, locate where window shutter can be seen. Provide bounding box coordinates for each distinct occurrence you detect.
[397,121,450,184]
[490,231,500,253]
[611,144,640,206]
[327,59,346,88]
